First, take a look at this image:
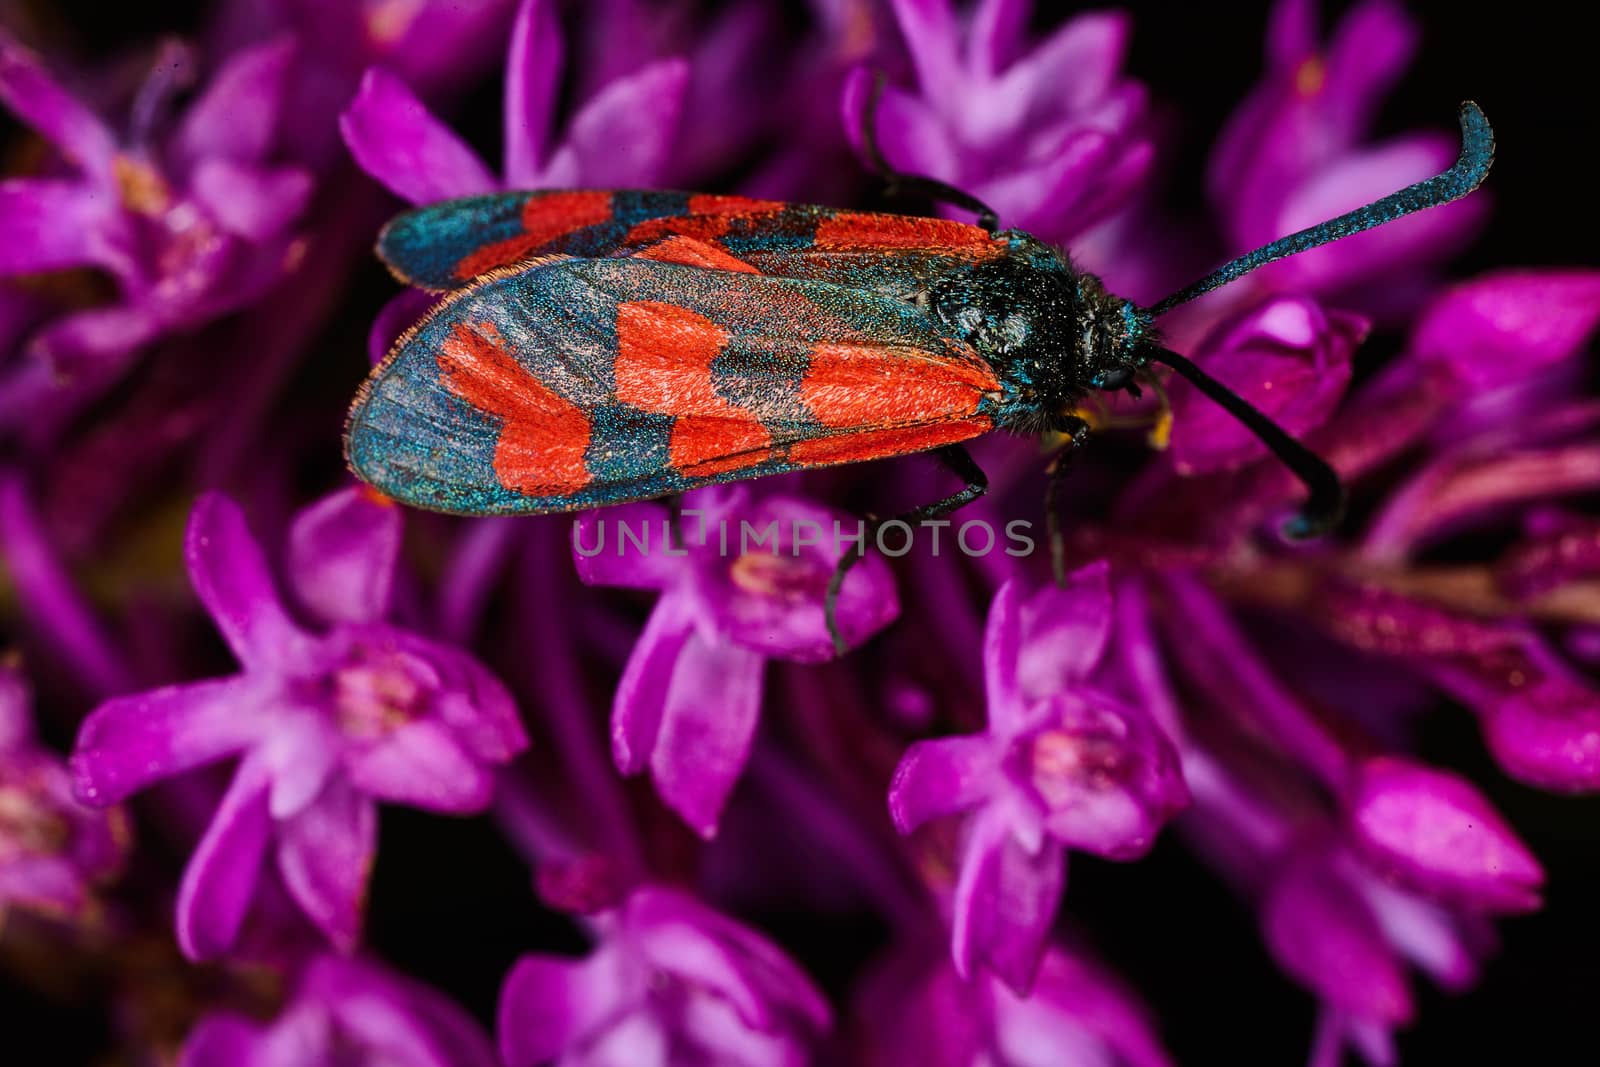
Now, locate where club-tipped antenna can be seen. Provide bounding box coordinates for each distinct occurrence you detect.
[1146,346,1345,538]
[1147,102,1494,318]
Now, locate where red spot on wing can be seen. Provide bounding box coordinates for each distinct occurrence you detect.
[630,236,759,273]
[627,214,731,246]
[615,300,773,472]
[812,212,1000,253]
[787,419,991,466]
[800,342,999,428]
[687,194,785,215]
[671,417,773,476]
[452,191,614,280]
[438,321,592,495]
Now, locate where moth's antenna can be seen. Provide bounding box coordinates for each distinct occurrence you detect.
[1147,102,1494,318]
[1145,346,1345,538]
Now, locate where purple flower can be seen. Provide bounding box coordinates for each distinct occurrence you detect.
[859,943,1175,1067]
[0,666,129,922]
[1347,756,1543,913]
[181,953,497,1067]
[0,33,313,410]
[497,885,831,1067]
[70,488,525,959]
[1410,269,1600,394]
[1115,578,1522,1064]
[1260,843,1416,1048]
[576,486,897,837]
[1166,295,1368,474]
[1206,0,1485,301]
[842,0,1153,241]
[341,0,688,206]
[888,565,1187,992]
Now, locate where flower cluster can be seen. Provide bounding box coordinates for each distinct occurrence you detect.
[0,1,1594,1065]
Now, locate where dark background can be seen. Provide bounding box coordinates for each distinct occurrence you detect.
[6,1,1598,1063]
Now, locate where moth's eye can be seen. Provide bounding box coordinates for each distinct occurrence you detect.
[1093,367,1135,391]
[1000,314,1030,349]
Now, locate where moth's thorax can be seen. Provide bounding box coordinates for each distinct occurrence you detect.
[925,232,1147,435]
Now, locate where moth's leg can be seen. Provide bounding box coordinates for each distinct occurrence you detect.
[665,493,686,550]
[859,72,1000,234]
[825,444,989,656]
[1044,417,1091,586]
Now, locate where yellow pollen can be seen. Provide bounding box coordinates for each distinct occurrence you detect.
[729,552,822,600]
[1146,407,1173,451]
[112,155,172,216]
[1294,56,1327,98]
[365,0,426,47]
[1067,405,1107,436]
[1029,730,1086,806]
[0,783,71,856]
[333,660,425,738]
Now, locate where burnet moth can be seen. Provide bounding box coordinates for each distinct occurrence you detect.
[345,89,1494,653]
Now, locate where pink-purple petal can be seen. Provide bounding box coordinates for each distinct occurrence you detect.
[950,806,1064,994]
[185,492,314,673]
[631,887,832,1032]
[1348,757,1543,911]
[996,11,1129,117]
[314,955,499,1067]
[1412,269,1600,392]
[276,779,376,952]
[344,718,494,814]
[502,0,564,185]
[611,593,697,774]
[967,0,1029,77]
[623,886,831,1035]
[249,1004,334,1067]
[888,734,999,833]
[1028,693,1189,860]
[1264,0,1317,63]
[704,496,898,661]
[0,179,126,276]
[28,303,161,377]
[572,501,678,589]
[1476,678,1600,793]
[1015,560,1113,698]
[650,632,765,838]
[1170,297,1365,474]
[174,37,297,169]
[176,754,274,960]
[840,66,961,180]
[564,59,689,186]
[189,160,313,241]
[998,949,1178,1067]
[1322,0,1418,139]
[981,580,1025,733]
[71,675,271,806]
[1261,850,1414,1024]
[287,487,403,626]
[179,1015,268,1067]
[0,32,116,176]
[340,67,498,205]
[0,666,31,749]
[261,714,338,819]
[1365,442,1600,559]
[888,0,963,114]
[498,951,631,1067]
